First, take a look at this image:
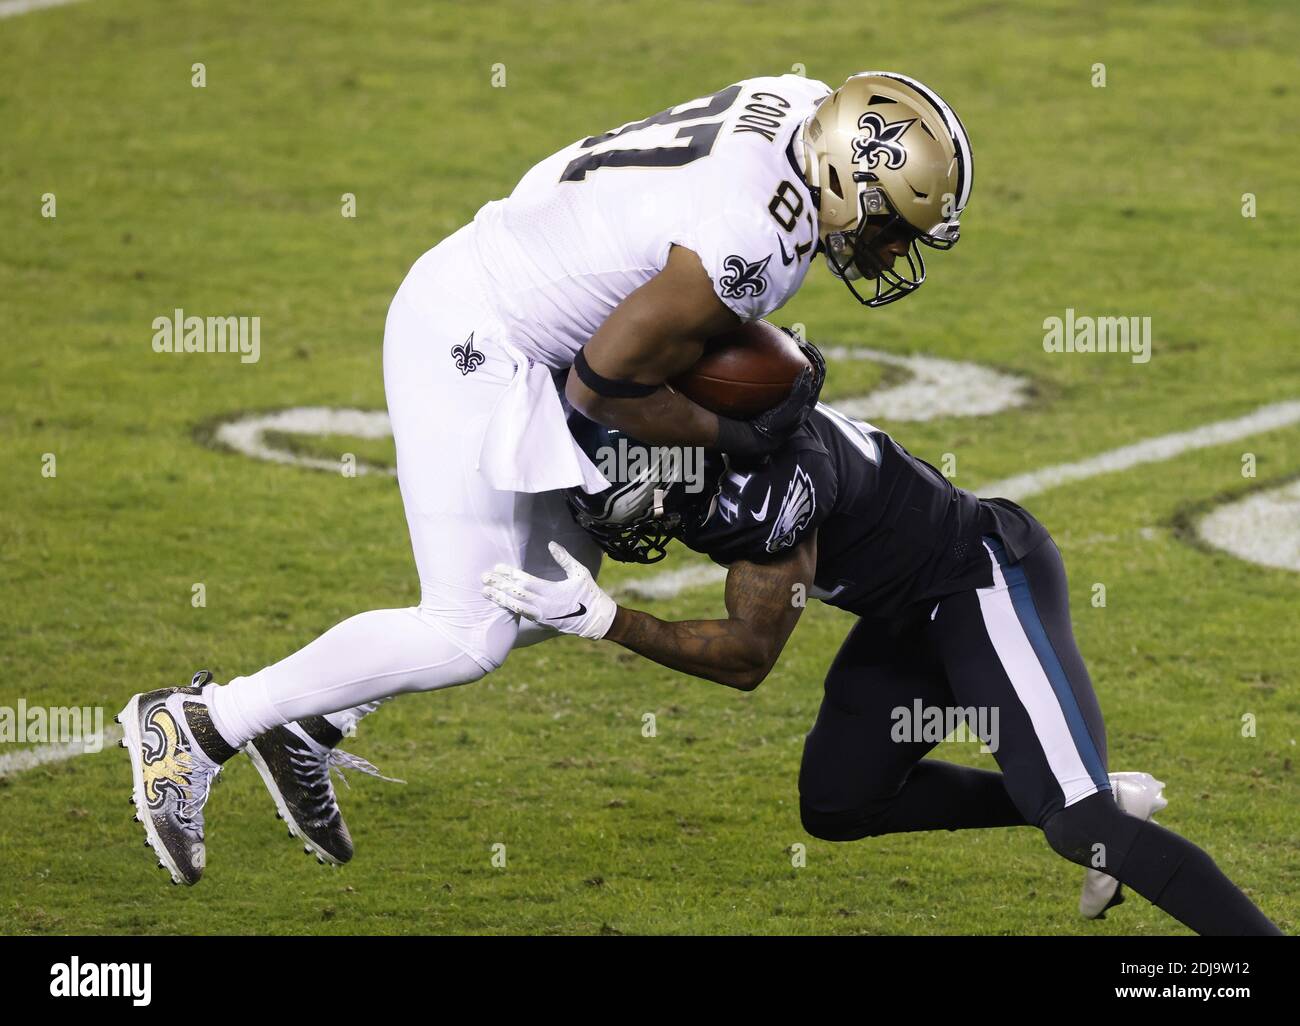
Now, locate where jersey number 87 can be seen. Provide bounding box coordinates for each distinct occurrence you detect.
[559,84,742,182]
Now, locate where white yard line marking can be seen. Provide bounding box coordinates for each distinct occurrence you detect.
[820,346,1029,422]
[614,563,728,600]
[976,399,1300,502]
[1198,478,1300,572]
[0,726,121,778]
[213,407,396,476]
[0,0,84,18]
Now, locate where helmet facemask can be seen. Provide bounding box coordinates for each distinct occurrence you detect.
[567,501,683,564]
[565,445,718,564]
[564,410,723,564]
[823,183,960,307]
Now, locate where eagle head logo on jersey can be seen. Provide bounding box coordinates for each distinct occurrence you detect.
[719,254,771,300]
[765,465,817,552]
[451,333,485,375]
[850,112,916,171]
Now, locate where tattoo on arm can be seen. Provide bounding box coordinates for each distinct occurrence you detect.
[605,536,816,690]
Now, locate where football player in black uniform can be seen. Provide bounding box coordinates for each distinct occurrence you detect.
[482,400,1282,936]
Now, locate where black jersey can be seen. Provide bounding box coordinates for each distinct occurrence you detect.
[678,405,1050,628]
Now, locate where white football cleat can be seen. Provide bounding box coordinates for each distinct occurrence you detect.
[1079,771,1168,919]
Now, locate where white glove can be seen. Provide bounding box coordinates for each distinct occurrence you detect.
[482,541,618,641]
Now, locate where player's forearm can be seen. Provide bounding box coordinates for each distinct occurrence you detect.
[604,606,775,690]
[575,385,722,447]
[567,244,743,446]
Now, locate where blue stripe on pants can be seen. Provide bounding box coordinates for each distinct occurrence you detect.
[987,538,1110,793]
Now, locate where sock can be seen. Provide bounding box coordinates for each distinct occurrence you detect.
[207,607,486,749]
[1117,818,1283,936]
[324,700,386,738]
[1045,792,1282,936]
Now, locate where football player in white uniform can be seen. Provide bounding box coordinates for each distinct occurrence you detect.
[117,71,974,884]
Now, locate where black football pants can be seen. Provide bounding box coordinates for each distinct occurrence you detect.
[797,536,1281,935]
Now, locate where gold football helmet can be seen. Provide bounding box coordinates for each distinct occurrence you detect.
[799,71,973,306]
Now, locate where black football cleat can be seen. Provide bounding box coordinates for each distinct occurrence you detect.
[118,671,237,886]
[244,717,402,866]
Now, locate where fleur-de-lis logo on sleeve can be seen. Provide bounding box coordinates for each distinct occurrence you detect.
[451,333,486,375]
[851,112,916,171]
[719,254,772,299]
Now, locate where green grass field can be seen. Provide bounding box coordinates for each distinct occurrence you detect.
[1,0,1296,935]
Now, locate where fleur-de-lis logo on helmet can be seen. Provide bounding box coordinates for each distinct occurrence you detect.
[719,254,771,299]
[451,333,486,375]
[851,112,917,171]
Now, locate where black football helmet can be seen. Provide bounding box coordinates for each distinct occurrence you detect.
[566,411,721,564]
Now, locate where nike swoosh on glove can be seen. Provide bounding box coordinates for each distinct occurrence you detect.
[481,541,617,641]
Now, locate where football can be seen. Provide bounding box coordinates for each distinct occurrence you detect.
[670,320,810,418]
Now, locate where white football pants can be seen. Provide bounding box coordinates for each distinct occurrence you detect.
[208,227,602,749]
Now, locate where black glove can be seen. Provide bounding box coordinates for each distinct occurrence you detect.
[714,336,826,459]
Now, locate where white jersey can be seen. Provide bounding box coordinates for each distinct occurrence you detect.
[467,75,832,369]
